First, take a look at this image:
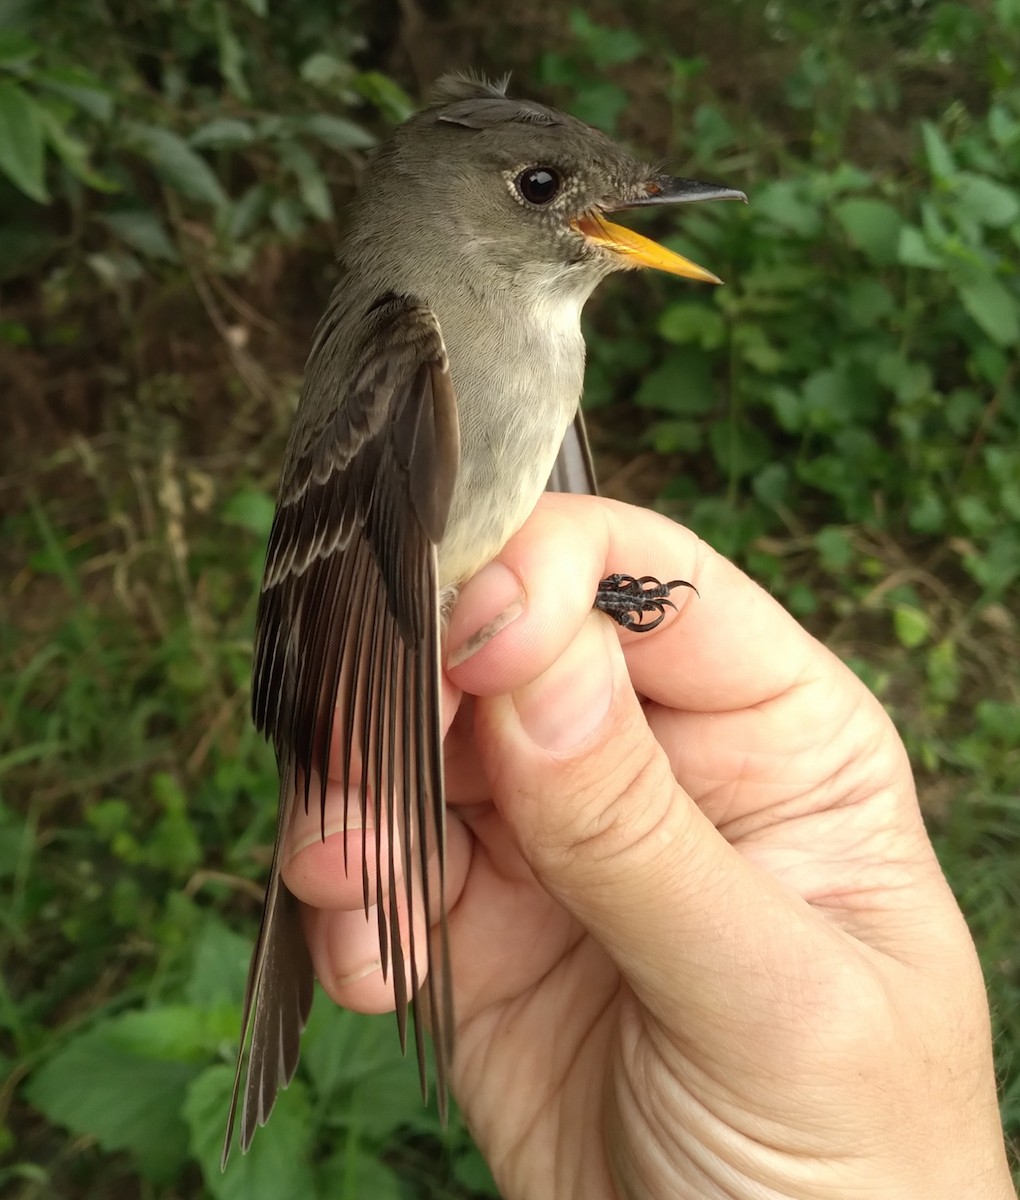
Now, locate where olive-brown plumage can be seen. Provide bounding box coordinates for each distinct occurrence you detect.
[223,73,744,1164]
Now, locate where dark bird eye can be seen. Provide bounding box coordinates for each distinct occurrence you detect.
[515,166,562,205]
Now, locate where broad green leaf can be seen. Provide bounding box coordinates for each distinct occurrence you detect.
[350,70,415,122]
[952,172,1020,228]
[124,122,228,207]
[38,106,118,192]
[893,604,931,649]
[215,1,250,101]
[958,276,1019,346]
[185,1066,316,1200]
[33,66,115,122]
[875,351,932,402]
[896,226,943,269]
[186,917,251,1006]
[270,194,305,238]
[300,51,348,88]
[751,180,821,236]
[0,81,48,201]
[191,118,256,149]
[318,1147,405,1200]
[843,279,894,326]
[751,461,789,507]
[634,350,716,415]
[25,1018,200,1181]
[280,141,333,220]
[647,418,704,453]
[101,210,179,260]
[221,486,275,535]
[833,197,903,264]
[708,419,771,478]
[0,33,37,65]
[566,80,629,131]
[814,526,854,571]
[569,10,643,64]
[733,323,783,373]
[227,182,272,241]
[657,301,726,348]
[294,112,375,150]
[920,120,955,178]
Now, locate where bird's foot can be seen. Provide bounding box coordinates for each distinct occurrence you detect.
[595,574,697,632]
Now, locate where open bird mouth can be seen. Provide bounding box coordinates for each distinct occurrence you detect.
[570,175,746,284]
[570,211,723,284]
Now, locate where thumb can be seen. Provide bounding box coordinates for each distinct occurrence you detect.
[471,613,818,1036]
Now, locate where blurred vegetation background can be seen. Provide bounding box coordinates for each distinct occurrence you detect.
[1,0,1018,1195]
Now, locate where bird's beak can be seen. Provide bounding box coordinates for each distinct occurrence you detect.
[571,175,747,285]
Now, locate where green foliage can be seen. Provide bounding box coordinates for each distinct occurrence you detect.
[3,0,1019,1195]
[0,0,407,282]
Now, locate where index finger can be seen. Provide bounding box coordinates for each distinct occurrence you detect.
[447,492,822,711]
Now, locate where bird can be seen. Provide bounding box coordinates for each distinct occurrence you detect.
[222,71,745,1164]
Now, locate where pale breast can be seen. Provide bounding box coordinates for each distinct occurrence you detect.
[435,291,587,588]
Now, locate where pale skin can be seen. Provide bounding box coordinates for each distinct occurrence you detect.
[283,493,1015,1200]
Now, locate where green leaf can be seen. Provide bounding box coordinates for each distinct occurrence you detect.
[875,351,932,402]
[222,486,275,535]
[350,70,414,122]
[958,276,1020,346]
[708,420,771,478]
[300,51,349,88]
[569,11,644,64]
[843,279,895,326]
[0,81,48,202]
[191,118,256,149]
[634,351,716,416]
[893,604,931,649]
[896,226,943,269]
[185,1066,316,1199]
[101,210,179,260]
[124,122,228,207]
[280,141,333,221]
[270,194,305,238]
[33,66,115,122]
[814,526,854,571]
[657,301,726,348]
[920,120,955,178]
[318,1148,405,1200]
[0,33,37,65]
[186,918,251,1006]
[292,112,374,150]
[751,180,821,236]
[952,172,1020,228]
[215,1,250,101]
[25,1017,201,1181]
[37,105,119,192]
[833,197,903,264]
[751,461,789,507]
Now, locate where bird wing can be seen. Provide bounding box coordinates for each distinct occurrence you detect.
[223,294,460,1163]
[547,409,598,495]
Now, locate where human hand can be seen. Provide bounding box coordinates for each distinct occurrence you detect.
[284,493,1014,1200]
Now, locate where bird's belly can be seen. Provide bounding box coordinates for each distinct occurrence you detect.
[436,397,574,589]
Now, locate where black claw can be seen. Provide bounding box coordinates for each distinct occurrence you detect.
[594,573,697,632]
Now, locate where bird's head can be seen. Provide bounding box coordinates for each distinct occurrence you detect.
[352,73,746,298]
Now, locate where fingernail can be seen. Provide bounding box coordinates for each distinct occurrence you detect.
[288,812,363,860]
[447,561,525,667]
[514,618,614,752]
[336,960,382,987]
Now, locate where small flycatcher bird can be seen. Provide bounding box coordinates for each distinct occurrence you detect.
[223,72,745,1162]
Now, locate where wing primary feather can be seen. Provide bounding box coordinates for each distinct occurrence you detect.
[318,537,357,845]
[398,631,424,1078]
[382,608,410,1050]
[228,297,461,1166]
